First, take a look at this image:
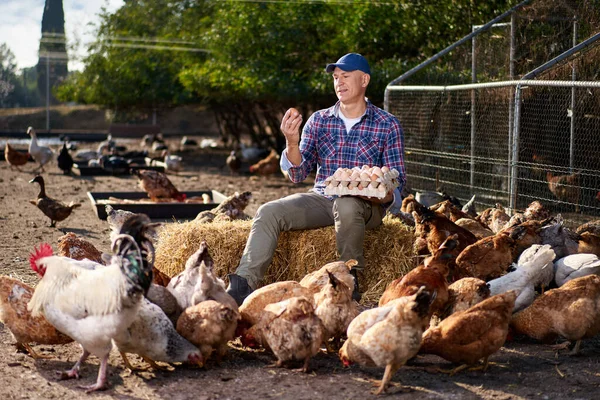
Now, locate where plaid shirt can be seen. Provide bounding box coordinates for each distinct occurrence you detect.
[281,99,406,214]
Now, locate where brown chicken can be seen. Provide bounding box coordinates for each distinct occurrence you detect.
[576,219,600,236]
[442,277,490,319]
[29,175,81,227]
[0,276,73,359]
[237,281,312,346]
[577,232,600,257]
[314,270,359,351]
[339,288,433,395]
[379,236,457,325]
[430,200,472,222]
[299,259,357,297]
[4,142,30,171]
[251,296,324,372]
[500,219,546,258]
[413,208,478,257]
[420,291,517,375]
[547,171,581,212]
[454,218,494,239]
[57,232,104,264]
[249,149,280,176]
[511,275,600,354]
[455,226,528,281]
[176,300,239,363]
[401,194,420,214]
[135,169,186,202]
[476,203,510,233]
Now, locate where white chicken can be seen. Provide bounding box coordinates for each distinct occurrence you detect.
[27,127,54,172]
[189,243,237,311]
[113,298,202,370]
[27,214,159,392]
[554,253,600,287]
[167,242,211,309]
[488,244,556,312]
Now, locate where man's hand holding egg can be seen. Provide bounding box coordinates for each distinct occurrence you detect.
[281,107,303,147]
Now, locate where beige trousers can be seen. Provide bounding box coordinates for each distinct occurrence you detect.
[236,191,384,289]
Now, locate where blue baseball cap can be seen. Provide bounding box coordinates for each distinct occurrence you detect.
[325,53,371,75]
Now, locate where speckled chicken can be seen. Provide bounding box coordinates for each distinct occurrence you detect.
[237,281,312,347]
[135,169,186,202]
[339,288,433,395]
[0,276,73,359]
[299,259,357,297]
[29,175,81,227]
[57,232,104,264]
[176,300,239,363]
[420,291,517,375]
[194,191,253,223]
[251,296,324,372]
[113,298,203,370]
[511,275,600,354]
[4,142,30,171]
[105,205,170,286]
[313,270,359,351]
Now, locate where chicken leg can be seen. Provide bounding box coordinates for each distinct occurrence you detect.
[78,353,109,392]
[373,363,402,395]
[58,347,90,380]
[21,343,52,360]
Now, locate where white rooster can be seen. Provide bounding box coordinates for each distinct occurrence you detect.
[27,214,159,392]
[488,244,556,312]
[27,127,54,172]
[554,253,600,287]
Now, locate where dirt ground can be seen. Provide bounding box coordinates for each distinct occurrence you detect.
[1,138,600,399]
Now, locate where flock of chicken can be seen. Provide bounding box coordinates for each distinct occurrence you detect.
[2,193,600,394]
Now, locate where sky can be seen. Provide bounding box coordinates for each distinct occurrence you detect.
[0,0,124,72]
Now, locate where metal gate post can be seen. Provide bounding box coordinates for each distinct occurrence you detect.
[509,84,523,212]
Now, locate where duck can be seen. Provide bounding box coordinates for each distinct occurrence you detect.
[99,155,130,175]
[162,150,183,174]
[57,142,74,175]
[28,175,81,227]
[4,142,30,171]
[180,136,198,150]
[27,127,54,173]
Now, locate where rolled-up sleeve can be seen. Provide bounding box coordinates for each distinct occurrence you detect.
[280,114,319,183]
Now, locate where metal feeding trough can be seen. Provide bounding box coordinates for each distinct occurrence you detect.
[87,190,227,220]
[74,163,165,176]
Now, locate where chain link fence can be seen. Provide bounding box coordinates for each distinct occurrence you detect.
[385,0,600,226]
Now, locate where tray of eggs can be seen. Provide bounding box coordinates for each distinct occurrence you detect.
[323,166,400,198]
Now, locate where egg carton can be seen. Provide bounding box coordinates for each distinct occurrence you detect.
[323,166,400,199]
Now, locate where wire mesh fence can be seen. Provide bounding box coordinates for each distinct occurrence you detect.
[385,0,600,226]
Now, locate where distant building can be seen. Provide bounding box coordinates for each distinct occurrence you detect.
[37,0,68,105]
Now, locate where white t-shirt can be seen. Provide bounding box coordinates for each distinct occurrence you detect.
[339,110,364,133]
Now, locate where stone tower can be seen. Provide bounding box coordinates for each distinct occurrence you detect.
[37,0,69,105]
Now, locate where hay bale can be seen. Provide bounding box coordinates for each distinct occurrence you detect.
[154,216,417,302]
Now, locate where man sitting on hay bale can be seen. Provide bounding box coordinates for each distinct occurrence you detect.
[226,53,406,305]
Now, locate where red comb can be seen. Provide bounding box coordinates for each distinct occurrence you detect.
[29,243,53,276]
